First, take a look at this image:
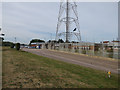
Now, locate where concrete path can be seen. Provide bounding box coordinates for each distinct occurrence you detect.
[22,48,119,74]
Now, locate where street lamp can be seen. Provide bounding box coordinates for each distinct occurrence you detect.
[0,33,5,36]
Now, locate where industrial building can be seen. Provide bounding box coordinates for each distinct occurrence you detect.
[45,40,120,59]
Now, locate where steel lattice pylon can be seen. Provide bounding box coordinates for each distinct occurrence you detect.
[56,0,81,42]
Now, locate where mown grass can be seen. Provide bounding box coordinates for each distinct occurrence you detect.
[2,47,118,88]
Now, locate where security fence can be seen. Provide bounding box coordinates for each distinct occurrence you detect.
[45,42,119,60]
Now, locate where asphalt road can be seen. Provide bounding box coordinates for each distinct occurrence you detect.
[22,48,118,74]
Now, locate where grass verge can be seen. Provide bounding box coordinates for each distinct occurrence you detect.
[2,47,118,88]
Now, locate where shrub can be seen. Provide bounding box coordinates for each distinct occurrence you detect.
[16,43,20,50]
[82,50,86,54]
[10,43,15,48]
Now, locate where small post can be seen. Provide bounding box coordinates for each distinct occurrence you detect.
[108,70,111,78]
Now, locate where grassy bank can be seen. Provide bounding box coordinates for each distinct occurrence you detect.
[2,47,118,88]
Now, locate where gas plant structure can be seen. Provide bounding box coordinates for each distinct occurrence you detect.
[56,0,81,43]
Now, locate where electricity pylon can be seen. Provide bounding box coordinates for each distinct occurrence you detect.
[56,0,81,42]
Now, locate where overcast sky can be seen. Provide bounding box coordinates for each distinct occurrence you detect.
[1,2,118,44]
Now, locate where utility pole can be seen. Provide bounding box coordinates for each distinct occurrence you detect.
[15,37,16,43]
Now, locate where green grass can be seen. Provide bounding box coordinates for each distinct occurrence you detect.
[2,47,118,88]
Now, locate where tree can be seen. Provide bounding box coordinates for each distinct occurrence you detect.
[16,43,20,50]
[47,40,57,43]
[57,39,64,43]
[29,39,45,45]
[48,40,52,43]
[10,43,15,48]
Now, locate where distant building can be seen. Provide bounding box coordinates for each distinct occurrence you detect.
[29,42,45,49]
[109,41,120,50]
[103,41,109,43]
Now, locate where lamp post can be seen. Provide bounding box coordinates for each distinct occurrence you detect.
[15,37,17,43]
[0,33,5,46]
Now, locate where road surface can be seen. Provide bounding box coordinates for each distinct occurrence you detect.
[22,48,118,74]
